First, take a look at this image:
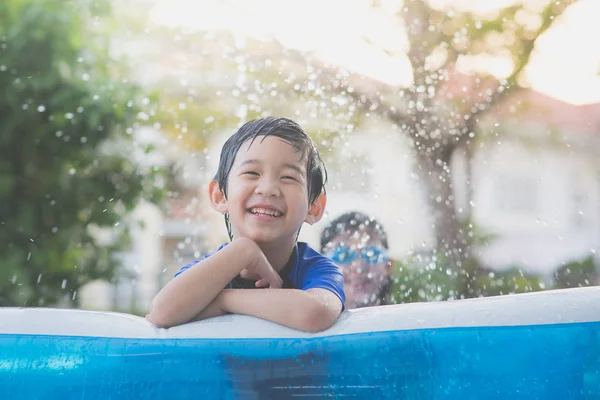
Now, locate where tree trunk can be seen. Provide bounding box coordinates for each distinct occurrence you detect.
[415,146,475,298]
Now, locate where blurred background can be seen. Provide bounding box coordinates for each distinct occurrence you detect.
[1,0,599,315]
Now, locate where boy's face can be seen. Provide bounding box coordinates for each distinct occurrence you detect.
[324,227,390,309]
[219,135,315,247]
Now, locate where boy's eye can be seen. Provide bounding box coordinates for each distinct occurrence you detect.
[242,171,259,176]
[282,176,299,182]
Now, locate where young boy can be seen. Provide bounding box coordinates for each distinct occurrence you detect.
[147,117,345,333]
[320,211,392,309]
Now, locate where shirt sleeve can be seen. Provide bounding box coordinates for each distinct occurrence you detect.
[298,258,346,310]
[174,243,228,278]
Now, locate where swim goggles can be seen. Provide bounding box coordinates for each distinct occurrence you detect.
[325,245,389,265]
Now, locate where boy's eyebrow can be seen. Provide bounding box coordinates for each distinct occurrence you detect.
[282,163,306,176]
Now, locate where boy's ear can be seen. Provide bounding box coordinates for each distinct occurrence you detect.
[305,193,327,225]
[208,180,228,214]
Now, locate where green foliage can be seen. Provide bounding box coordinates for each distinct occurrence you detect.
[474,267,545,297]
[388,251,546,304]
[0,0,163,306]
[388,251,461,304]
[554,256,597,289]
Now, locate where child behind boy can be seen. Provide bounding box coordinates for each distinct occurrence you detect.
[147,117,345,333]
[321,211,392,309]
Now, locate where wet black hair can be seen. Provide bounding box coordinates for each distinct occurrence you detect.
[320,211,389,253]
[320,211,391,307]
[214,116,328,240]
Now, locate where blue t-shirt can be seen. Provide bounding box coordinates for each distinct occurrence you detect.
[175,242,346,308]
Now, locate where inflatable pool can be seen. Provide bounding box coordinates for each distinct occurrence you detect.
[1,287,599,399]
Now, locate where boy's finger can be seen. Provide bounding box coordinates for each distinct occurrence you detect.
[255,279,268,287]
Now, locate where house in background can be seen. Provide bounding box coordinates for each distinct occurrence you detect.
[469,91,600,274]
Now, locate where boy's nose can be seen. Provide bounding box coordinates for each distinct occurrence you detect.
[255,178,281,197]
[342,262,367,277]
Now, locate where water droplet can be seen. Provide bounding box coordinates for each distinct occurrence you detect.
[82,73,90,81]
[27,252,31,261]
[37,274,42,283]
[0,65,6,71]
[178,102,187,110]
[37,105,46,112]
[61,279,67,289]
[69,168,76,175]
[76,106,84,113]
[52,226,58,233]
[65,112,74,119]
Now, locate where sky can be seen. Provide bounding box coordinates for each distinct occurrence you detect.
[148,0,600,105]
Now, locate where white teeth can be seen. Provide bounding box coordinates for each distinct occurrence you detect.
[249,207,282,217]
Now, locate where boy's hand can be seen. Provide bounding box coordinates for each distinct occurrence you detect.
[237,237,283,289]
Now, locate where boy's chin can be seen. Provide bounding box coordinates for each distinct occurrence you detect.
[243,232,283,246]
[235,227,298,248]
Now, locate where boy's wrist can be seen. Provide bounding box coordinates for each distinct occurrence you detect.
[217,289,234,313]
[232,236,261,265]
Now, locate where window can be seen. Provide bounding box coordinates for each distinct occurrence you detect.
[494,175,539,214]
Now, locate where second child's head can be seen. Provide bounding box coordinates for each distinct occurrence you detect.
[209,117,327,248]
[321,211,392,309]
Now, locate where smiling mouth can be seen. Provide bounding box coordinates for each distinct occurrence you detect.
[248,207,283,217]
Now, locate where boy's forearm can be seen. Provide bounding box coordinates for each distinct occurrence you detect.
[217,288,342,333]
[148,238,257,328]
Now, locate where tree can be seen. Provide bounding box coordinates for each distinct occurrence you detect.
[0,0,163,307]
[253,0,576,297]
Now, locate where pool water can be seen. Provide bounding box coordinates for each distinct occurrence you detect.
[2,321,599,399]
